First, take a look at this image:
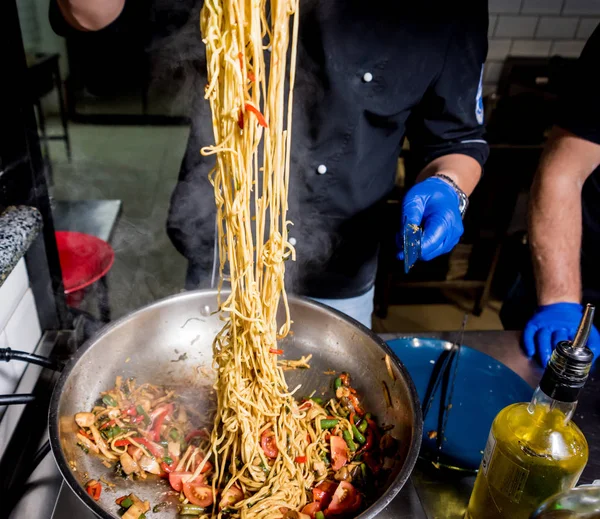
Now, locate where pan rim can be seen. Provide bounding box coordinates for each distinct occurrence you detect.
[49,289,423,519]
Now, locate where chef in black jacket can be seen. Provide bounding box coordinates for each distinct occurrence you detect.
[51,0,489,328]
[502,24,600,365]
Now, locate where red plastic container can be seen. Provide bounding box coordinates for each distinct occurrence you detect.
[55,231,115,303]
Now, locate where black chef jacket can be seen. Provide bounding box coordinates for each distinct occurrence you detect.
[50,0,489,299]
[557,23,600,305]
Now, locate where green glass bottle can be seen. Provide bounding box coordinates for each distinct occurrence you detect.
[466,305,595,519]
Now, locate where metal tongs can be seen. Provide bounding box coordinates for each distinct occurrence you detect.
[421,314,468,466]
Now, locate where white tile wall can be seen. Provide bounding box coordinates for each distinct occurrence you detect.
[485,0,600,93]
[496,15,539,37]
[536,17,579,38]
[577,17,600,37]
[0,259,28,332]
[0,262,42,399]
[550,39,588,55]
[563,0,600,15]
[522,0,564,14]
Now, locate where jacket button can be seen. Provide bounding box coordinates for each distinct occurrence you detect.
[362,72,373,83]
[317,164,327,175]
[289,237,297,246]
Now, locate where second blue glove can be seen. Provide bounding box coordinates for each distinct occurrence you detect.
[398,177,464,262]
[523,302,600,366]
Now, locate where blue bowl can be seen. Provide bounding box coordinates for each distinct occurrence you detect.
[387,337,534,472]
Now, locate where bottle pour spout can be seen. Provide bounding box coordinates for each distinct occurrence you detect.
[573,303,595,350]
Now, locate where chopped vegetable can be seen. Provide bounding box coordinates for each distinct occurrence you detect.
[219,484,243,510]
[169,428,180,441]
[326,481,361,516]
[117,496,134,508]
[320,419,339,430]
[310,397,324,405]
[294,456,306,464]
[260,429,279,459]
[343,430,357,451]
[316,512,325,519]
[244,103,268,128]
[85,480,101,501]
[102,395,118,407]
[183,482,214,507]
[330,435,349,471]
[185,429,207,443]
[179,503,205,515]
[269,348,284,355]
[352,424,366,444]
[357,419,369,434]
[334,377,343,390]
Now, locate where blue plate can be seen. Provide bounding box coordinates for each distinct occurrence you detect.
[387,337,534,472]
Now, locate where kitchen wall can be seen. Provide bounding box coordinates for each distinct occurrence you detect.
[485,0,600,93]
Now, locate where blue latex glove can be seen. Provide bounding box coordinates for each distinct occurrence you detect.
[523,302,600,367]
[398,177,464,262]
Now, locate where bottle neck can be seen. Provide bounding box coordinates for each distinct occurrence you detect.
[528,387,578,423]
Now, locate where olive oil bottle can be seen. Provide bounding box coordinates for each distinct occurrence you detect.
[466,305,595,519]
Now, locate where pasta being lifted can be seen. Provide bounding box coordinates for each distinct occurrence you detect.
[199,0,313,514]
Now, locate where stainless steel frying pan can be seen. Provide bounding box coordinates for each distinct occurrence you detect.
[49,289,422,518]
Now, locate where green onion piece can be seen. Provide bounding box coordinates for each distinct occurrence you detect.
[102,395,117,407]
[334,377,343,389]
[179,503,205,515]
[76,442,89,454]
[352,424,366,444]
[120,497,133,508]
[170,429,180,441]
[358,419,369,433]
[163,456,173,465]
[316,512,325,519]
[320,419,339,430]
[361,462,367,480]
[260,462,270,475]
[343,430,357,451]
[354,453,363,461]
[153,502,168,513]
[310,397,324,405]
[365,412,372,420]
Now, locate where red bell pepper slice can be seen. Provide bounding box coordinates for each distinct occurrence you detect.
[114,439,131,447]
[132,437,164,458]
[294,456,306,464]
[185,429,209,443]
[86,481,102,501]
[245,103,268,128]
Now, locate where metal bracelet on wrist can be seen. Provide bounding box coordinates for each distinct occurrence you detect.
[433,173,469,218]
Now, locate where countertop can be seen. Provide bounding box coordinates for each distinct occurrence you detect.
[0,206,42,288]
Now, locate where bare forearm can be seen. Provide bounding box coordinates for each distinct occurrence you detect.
[57,0,125,31]
[530,127,600,305]
[416,154,482,195]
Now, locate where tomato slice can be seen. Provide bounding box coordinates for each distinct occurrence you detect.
[301,501,322,517]
[168,471,204,492]
[219,484,244,509]
[313,480,337,509]
[183,482,214,507]
[260,429,279,459]
[330,435,349,471]
[326,481,359,516]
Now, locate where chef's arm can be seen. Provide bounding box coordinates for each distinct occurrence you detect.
[529,127,600,305]
[55,0,124,31]
[415,153,482,196]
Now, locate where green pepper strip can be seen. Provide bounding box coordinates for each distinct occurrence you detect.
[310,397,324,405]
[334,377,343,389]
[102,395,117,407]
[357,419,369,433]
[120,497,133,509]
[136,405,151,425]
[180,503,205,515]
[352,424,366,444]
[343,430,357,451]
[320,419,339,430]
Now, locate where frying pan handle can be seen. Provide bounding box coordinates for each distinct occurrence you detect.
[0,348,62,371]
